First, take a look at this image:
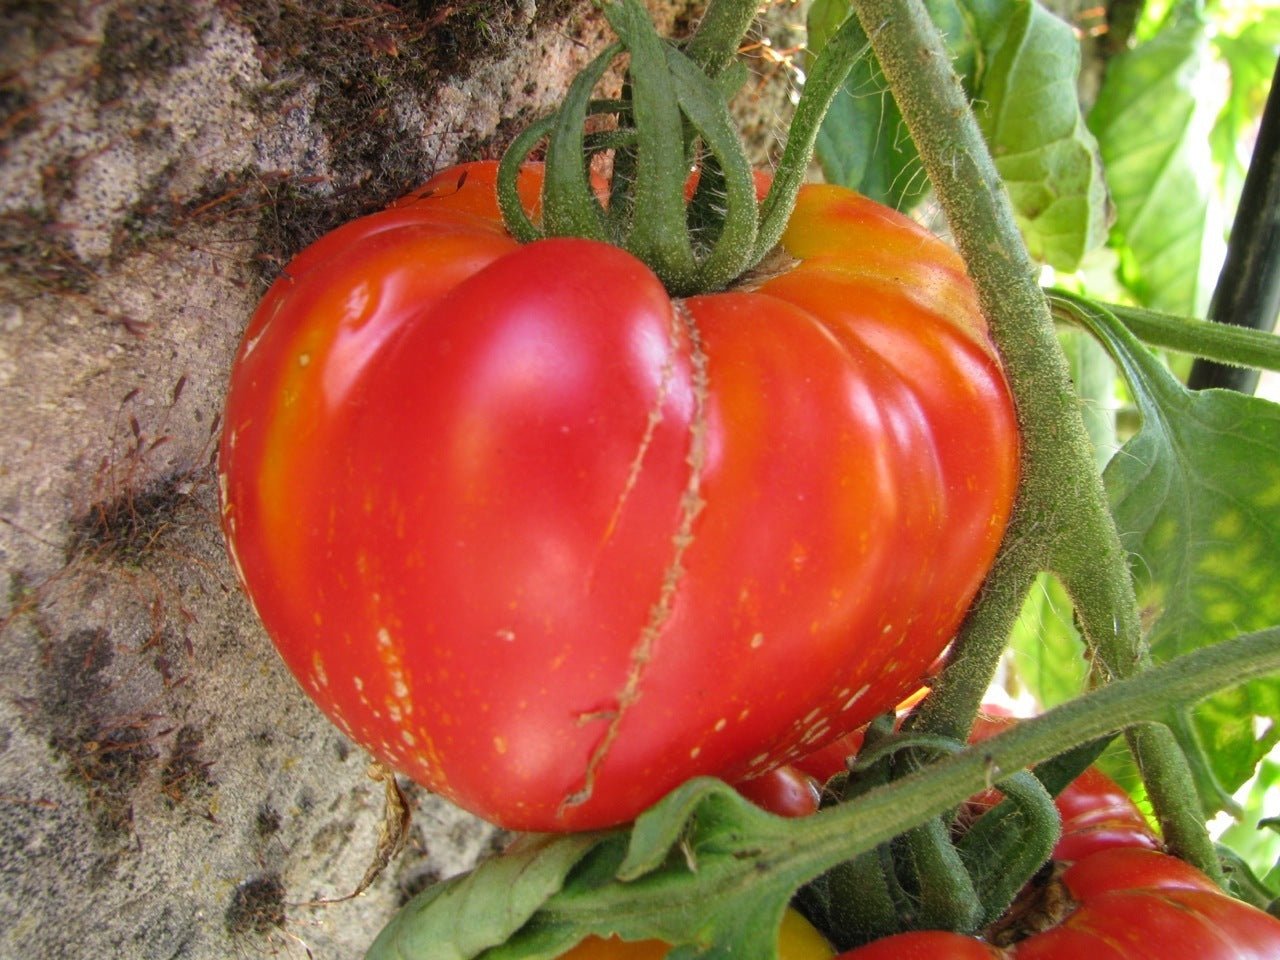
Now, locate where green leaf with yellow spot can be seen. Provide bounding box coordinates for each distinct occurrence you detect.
[1053,293,1280,813]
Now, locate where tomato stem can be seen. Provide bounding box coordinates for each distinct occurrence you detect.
[845,0,1225,883]
[497,0,764,295]
[902,816,983,932]
[540,629,1280,938]
[495,0,869,296]
[956,770,1060,926]
[753,15,868,263]
[682,0,760,77]
[1058,295,1280,373]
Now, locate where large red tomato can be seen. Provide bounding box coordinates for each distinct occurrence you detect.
[835,847,1280,958]
[218,160,1019,830]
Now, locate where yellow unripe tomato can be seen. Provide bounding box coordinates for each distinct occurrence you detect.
[557,908,834,960]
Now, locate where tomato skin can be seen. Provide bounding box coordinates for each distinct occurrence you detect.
[219,161,1019,831]
[835,848,1280,958]
[559,909,834,960]
[734,765,822,818]
[791,729,867,783]
[1047,765,1160,862]
[1019,847,1280,959]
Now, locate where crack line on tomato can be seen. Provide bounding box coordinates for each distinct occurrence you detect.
[561,300,711,816]
[598,301,683,548]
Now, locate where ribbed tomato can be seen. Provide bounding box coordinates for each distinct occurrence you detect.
[218,160,1018,830]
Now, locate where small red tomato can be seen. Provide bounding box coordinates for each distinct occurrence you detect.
[734,765,822,818]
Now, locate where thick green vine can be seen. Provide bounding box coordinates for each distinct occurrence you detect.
[367,629,1280,959]
[847,0,1224,881]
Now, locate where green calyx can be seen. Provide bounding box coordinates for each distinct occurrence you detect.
[798,722,1065,949]
[497,0,866,297]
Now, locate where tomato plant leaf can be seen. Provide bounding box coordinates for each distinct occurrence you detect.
[1087,17,1224,316]
[368,780,813,960]
[554,778,814,959]
[364,832,604,960]
[617,775,784,879]
[806,0,926,210]
[1009,573,1090,708]
[973,0,1109,272]
[807,0,982,210]
[810,0,1105,271]
[1053,293,1280,813]
[1216,752,1280,896]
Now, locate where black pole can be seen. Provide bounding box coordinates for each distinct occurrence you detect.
[1188,56,1280,394]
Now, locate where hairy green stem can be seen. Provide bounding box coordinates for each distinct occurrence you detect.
[547,629,1280,929]
[682,0,759,76]
[369,633,1279,958]
[957,770,1060,927]
[912,542,1040,743]
[1079,297,1280,372]
[754,15,868,262]
[847,0,1222,879]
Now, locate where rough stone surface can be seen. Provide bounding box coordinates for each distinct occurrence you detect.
[0,1,798,957]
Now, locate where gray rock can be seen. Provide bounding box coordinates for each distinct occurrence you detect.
[0,1,795,956]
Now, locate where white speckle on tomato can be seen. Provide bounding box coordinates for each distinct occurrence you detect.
[224,526,249,589]
[882,623,894,634]
[713,718,727,733]
[377,627,393,648]
[750,633,764,649]
[353,676,364,692]
[843,685,869,711]
[401,729,417,746]
[738,708,751,722]
[493,736,507,754]
[298,353,311,367]
[242,326,266,358]
[311,652,329,689]
[801,720,830,745]
[690,746,701,759]
[496,629,516,642]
